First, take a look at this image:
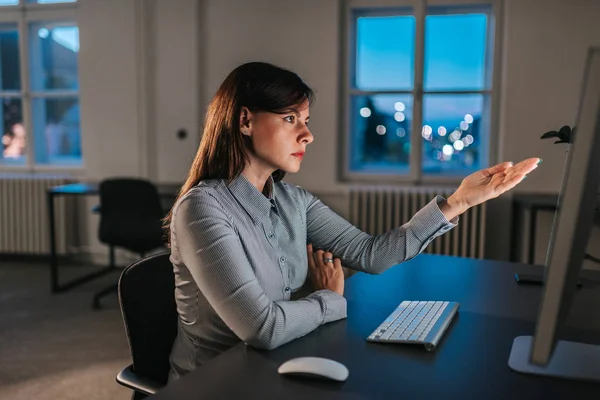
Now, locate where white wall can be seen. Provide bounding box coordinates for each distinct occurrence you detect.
[73,0,600,264]
[78,0,142,180]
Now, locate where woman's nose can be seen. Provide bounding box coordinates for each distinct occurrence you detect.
[300,127,313,144]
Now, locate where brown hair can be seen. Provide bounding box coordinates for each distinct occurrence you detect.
[163,61,315,245]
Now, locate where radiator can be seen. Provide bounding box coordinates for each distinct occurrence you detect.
[349,187,486,259]
[0,174,76,255]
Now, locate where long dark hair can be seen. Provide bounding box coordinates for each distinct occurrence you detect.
[163,62,315,245]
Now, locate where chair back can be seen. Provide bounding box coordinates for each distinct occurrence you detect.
[118,252,177,386]
[98,178,165,254]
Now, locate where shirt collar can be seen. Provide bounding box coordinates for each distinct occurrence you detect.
[227,173,276,223]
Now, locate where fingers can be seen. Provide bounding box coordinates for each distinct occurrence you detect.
[323,251,334,267]
[311,247,337,269]
[484,161,513,177]
[496,173,526,194]
[333,258,343,272]
[307,244,316,272]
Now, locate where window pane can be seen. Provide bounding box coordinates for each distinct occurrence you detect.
[0,25,21,91]
[355,12,415,90]
[27,0,77,3]
[421,94,488,175]
[0,98,25,165]
[0,0,18,6]
[424,8,490,91]
[30,24,79,91]
[32,97,81,165]
[350,94,412,174]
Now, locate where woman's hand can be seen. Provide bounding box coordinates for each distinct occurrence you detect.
[441,157,542,221]
[306,244,344,296]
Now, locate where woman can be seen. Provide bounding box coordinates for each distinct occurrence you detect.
[164,61,540,380]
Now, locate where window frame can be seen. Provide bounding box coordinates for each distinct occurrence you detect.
[340,0,503,185]
[0,0,80,173]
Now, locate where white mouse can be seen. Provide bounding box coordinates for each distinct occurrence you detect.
[277,357,349,382]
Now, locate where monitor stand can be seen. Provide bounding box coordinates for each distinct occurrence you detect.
[508,336,600,382]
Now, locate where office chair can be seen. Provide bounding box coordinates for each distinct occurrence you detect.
[93,178,165,309]
[117,252,178,399]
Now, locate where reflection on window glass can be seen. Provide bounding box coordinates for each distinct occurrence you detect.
[355,13,415,90]
[1,98,25,165]
[424,9,489,91]
[0,26,21,91]
[30,24,79,91]
[422,94,486,175]
[32,97,81,165]
[0,0,18,6]
[350,94,413,174]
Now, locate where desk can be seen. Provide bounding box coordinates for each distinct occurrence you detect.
[510,193,558,264]
[47,182,180,293]
[150,255,600,399]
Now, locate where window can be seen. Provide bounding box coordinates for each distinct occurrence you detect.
[344,0,500,182]
[0,0,80,169]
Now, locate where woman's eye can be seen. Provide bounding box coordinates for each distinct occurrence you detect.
[284,116,295,123]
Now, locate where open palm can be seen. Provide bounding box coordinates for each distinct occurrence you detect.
[454,158,541,209]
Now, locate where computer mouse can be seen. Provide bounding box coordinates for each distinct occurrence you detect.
[277,357,349,382]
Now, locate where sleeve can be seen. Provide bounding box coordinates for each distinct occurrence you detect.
[172,191,347,351]
[303,189,458,275]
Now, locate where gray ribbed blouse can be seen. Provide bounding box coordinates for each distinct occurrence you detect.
[167,173,457,380]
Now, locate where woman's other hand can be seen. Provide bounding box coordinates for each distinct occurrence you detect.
[306,244,344,296]
[440,157,542,221]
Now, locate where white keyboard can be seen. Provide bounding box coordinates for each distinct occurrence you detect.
[367,301,459,351]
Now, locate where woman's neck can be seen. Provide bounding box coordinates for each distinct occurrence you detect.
[241,164,274,197]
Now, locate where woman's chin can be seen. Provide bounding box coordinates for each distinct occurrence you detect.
[280,163,301,174]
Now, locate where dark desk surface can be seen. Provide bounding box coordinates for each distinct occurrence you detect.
[150,255,600,399]
[48,182,181,196]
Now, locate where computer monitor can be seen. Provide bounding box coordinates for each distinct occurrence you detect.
[508,47,600,382]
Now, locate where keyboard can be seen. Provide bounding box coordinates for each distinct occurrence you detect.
[367,301,459,351]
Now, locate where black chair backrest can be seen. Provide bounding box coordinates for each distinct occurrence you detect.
[98,178,165,254]
[119,252,178,385]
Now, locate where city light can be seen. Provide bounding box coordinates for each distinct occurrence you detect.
[38,28,50,39]
[359,107,371,118]
[422,125,432,136]
[464,114,474,124]
[442,145,454,156]
[465,134,474,145]
[376,125,386,135]
[460,121,469,131]
[394,102,405,112]
[396,128,406,137]
[394,112,405,122]
[437,126,447,136]
[453,140,465,151]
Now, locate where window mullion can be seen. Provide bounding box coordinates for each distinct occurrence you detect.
[411,0,426,182]
[18,10,33,170]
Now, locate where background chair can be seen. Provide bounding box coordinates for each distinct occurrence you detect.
[117,252,178,399]
[93,178,166,309]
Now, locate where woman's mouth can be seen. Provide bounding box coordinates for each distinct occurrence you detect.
[291,152,305,159]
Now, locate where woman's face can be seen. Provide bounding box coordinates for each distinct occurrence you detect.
[241,101,313,174]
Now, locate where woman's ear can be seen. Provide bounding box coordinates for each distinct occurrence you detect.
[240,107,253,137]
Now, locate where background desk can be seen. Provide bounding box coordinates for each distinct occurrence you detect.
[47,182,180,293]
[150,255,600,399]
[510,193,558,265]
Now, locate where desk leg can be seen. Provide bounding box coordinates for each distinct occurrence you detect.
[528,207,538,265]
[47,191,116,293]
[510,202,523,262]
[48,191,59,293]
